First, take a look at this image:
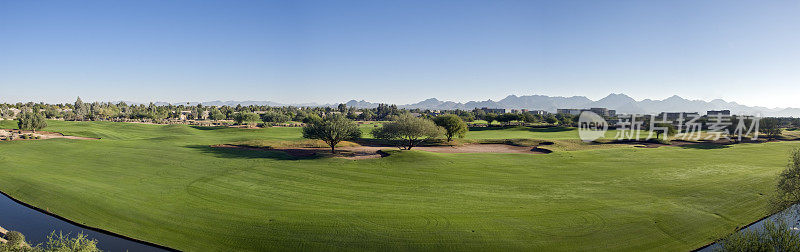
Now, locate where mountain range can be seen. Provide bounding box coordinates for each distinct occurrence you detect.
[141,94,800,117]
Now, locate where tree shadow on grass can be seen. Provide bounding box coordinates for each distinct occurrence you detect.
[526,126,574,133]
[189,126,229,131]
[185,145,322,160]
[468,126,574,132]
[680,143,732,150]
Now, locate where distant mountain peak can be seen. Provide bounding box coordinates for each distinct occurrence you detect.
[664,95,686,101]
[128,93,798,117]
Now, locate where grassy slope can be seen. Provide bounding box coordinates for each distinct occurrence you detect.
[0,120,797,251]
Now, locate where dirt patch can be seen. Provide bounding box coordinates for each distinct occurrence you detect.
[0,129,99,141]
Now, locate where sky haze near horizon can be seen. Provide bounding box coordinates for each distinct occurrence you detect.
[1,0,799,108]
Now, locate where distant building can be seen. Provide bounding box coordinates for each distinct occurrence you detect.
[557,109,583,115]
[656,112,700,121]
[558,108,614,117]
[179,110,192,120]
[707,110,731,116]
[589,108,616,117]
[480,108,508,114]
[527,110,549,115]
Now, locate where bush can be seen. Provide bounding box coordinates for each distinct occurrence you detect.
[3,231,27,248]
[0,230,101,252]
[719,220,800,251]
[42,231,100,252]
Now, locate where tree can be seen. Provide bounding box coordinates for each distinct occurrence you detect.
[357,110,375,121]
[483,113,498,126]
[302,115,361,153]
[759,117,782,139]
[496,113,520,126]
[433,114,468,142]
[776,148,800,208]
[651,123,677,140]
[233,112,259,125]
[73,97,89,120]
[302,114,322,124]
[544,114,559,125]
[260,111,290,124]
[520,113,538,124]
[209,109,226,121]
[372,114,443,150]
[17,111,47,132]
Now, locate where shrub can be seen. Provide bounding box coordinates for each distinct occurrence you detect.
[719,220,800,251]
[3,231,27,248]
[42,231,100,252]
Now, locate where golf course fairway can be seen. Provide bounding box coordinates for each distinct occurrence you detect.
[0,120,796,251]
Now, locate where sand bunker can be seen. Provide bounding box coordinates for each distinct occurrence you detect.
[0,130,99,141]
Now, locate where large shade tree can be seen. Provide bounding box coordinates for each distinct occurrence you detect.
[302,115,361,153]
[17,111,47,132]
[759,117,783,139]
[233,112,260,125]
[651,123,677,140]
[433,114,468,142]
[372,114,443,150]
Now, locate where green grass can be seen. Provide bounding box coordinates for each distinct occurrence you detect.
[0,120,797,251]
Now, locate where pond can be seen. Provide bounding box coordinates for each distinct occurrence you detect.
[0,192,169,251]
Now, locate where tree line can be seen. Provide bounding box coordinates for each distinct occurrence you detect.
[1,98,591,127]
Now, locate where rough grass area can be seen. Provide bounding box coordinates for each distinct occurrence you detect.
[0,120,797,251]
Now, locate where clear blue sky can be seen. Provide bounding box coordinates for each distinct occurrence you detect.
[1,0,798,107]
